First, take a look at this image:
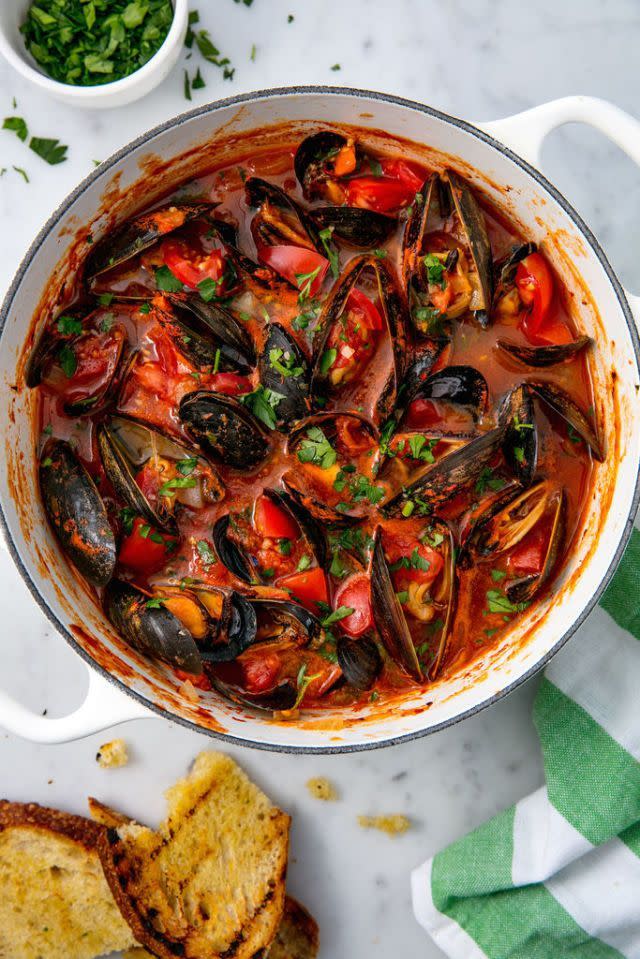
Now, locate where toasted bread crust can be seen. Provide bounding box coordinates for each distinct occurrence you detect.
[0,800,104,847]
[268,897,319,959]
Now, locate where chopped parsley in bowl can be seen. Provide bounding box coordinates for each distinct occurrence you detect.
[21,0,174,86]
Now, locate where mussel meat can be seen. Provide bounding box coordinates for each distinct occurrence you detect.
[294,131,356,199]
[40,440,116,587]
[506,489,566,605]
[461,480,551,561]
[179,391,270,469]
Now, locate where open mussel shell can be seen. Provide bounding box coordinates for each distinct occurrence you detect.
[493,242,536,298]
[179,390,270,469]
[337,636,382,691]
[506,489,566,605]
[199,591,258,663]
[284,412,378,526]
[211,676,298,713]
[383,426,504,515]
[528,381,604,461]
[85,202,211,278]
[259,323,311,428]
[40,440,116,587]
[442,170,493,324]
[245,176,325,255]
[105,579,202,674]
[402,173,439,298]
[500,384,537,486]
[310,253,408,424]
[497,335,592,369]
[263,488,328,566]
[294,130,350,198]
[309,206,395,247]
[370,528,422,681]
[212,514,254,584]
[409,365,488,417]
[250,598,322,646]
[427,519,456,681]
[401,340,449,407]
[461,480,550,563]
[165,294,256,371]
[25,305,88,389]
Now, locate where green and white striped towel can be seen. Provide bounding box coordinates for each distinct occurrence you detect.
[412,526,640,959]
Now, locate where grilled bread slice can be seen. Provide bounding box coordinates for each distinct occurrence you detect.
[268,897,319,959]
[97,751,291,959]
[0,801,136,959]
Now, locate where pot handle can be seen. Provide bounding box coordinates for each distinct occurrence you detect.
[478,95,640,326]
[0,534,151,742]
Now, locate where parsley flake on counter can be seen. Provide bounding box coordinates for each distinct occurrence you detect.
[3,117,28,142]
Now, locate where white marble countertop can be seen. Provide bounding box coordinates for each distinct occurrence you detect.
[0,2,638,956]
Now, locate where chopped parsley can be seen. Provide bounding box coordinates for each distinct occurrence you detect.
[155,264,183,292]
[58,344,77,378]
[486,589,528,615]
[194,29,234,80]
[330,63,341,71]
[423,253,446,289]
[145,597,166,609]
[475,467,506,495]
[296,554,312,572]
[192,66,206,89]
[279,539,292,556]
[297,427,337,469]
[196,539,217,566]
[197,276,221,302]
[241,384,284,430]
[294,663,322,708]
[158,475,197,497]
[319,348,337,375]
[491,569,506,582]
[57,315,82,336]
[295,266,321,301]
[408,435,437,463]
[269,347,303,379]
[318,226,340,278]
[13,166,29,183]
[3,117,28,142]
[97,292,114,306]
[321,605,355,627]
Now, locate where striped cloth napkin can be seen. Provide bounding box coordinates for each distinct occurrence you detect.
[412,526,640,959]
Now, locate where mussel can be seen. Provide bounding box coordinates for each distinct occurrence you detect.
[528,381,604,461]
[105,579,202,673]
[245,176,327,257]
[370,528,421,680]
[407,365,488,419]
[98,416,224,535]
[162,294,257,373]
[211,675,298,713]
[402,171,493,331]
[492,242,536,312]
[337,636,382,691]
[461,480,551,562]
[259,323,311,428]
[308,206,396,248]
[40,440,116,587]
[294,131,357,200]
[506,489,565,605]
[85,202,211,278]
[197,589,258,663]
[284,412,380,526]
[310,253,408,424]
[497,336,592,369]
[500,384,537,486]
[212,514,255,584]
[383,426,504,515]
[401,340,450,407]
[179,391,270,469]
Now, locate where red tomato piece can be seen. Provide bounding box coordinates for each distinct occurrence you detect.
[333,572,373,637]
[345,158,423,213]
[383,535,443,587]
[520,312,573,346]
[258,245,328,295]
[175,669,212,690]
[241,650,282,694]
[162,238,225,291]
[405,397,443,429]
[43,329,123,403]
[515,253,554,333]
[346,288,384,331]
[118,516,179,574]
[209,372,253,395]
[254,494,299,539]
[278,567,329,613]
[506,524,547,576]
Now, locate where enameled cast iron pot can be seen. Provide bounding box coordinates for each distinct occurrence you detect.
[0,89,639,751]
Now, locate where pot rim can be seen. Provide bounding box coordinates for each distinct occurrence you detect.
[1,85,638,753]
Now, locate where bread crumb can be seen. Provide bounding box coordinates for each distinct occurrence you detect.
[306,777,338,801]
[96,739,129,769]
[178,679,200,703]
[358,814,410,836]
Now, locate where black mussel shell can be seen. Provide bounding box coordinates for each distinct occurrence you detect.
[427,519,456,681]
[497,336,592,369]
[97,421,173,531]
[337,636,381,691]
[443,170,493,324]
[262,488,328,566]
[494,242,537,295]
[505,489,566,605]
[105,579,202,673]
[245,176,325,255]
[310,254,408,424]
[211,675,298,712]
[158,311,221,373]
[401,340,449,407]
[370,528,422,681]
[40,440,116,587]
[500,384,537,486]
[250,598,322,646]
[165,294,256,371]
[528,381,604,461]
[259,323,311,429]
[383,426,504,515]
[223,241,296,300]
[205,216,238,248]
[212,514,254,584]
[85,202,211,278]
[200,591,258,663]
[460,481,550,565]
[179,391,269,469]
[25,306,89,389]
[402,173,439,298]
[294,131,349,197]
[62,325,128,417]
[413,365,488,415]
[309,206,395,247]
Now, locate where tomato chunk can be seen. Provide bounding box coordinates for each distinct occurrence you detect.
[162,238,226,291]
[516,253,553,333]
[345,158,423,213]
[333,572,373,637]
[506,523,547,576]
[209,372,253,395]
[241,650,282,693]
[254,494,299,539]
[258,245,328,295]
[118,516,179,574]
[278,567,329,613]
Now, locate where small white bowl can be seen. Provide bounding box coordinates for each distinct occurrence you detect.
[0,0,188,109]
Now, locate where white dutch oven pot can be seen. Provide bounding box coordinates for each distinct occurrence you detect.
[0,90,638,750]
